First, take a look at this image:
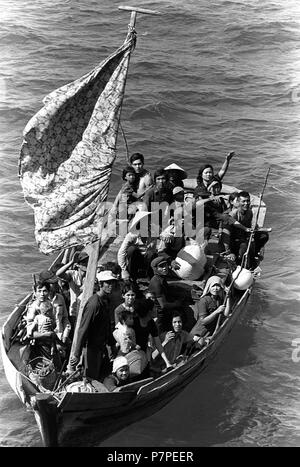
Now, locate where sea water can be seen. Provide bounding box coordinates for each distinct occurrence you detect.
[0,0,299,447]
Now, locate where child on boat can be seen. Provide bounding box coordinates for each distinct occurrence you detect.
[111,166,140,217]
[27,300,63,367]
[120,166,139,205]
[113,308,141,356]
[114,283,137,325]
[29,300,55,337]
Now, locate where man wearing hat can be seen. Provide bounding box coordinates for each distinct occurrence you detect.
[38,269,59,284]
[67,270,118,380]
[148,256,183,334]
[56,250,89,337]
[164,163,187,190]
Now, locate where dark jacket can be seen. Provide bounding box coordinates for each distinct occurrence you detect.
[73,292,114,358]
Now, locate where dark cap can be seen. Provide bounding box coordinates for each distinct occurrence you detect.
[38,269,58,283]
[150,255,170,269]
[74,251,89,264]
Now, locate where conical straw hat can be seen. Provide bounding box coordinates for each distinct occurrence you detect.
[164,163,187,179]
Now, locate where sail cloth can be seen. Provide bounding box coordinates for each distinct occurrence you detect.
[19,32,136,254]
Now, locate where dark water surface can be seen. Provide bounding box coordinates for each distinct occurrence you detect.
[0,0,299,447]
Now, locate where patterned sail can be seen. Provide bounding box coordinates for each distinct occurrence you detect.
[19,32,136,254]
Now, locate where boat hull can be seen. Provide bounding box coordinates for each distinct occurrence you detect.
[29,289,251,446]
[0,179,264,446]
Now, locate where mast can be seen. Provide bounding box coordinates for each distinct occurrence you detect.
[67,5,160,372]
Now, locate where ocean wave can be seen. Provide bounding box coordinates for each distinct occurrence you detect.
[0,27,49,46]
[129,100,184,120]
[224,21,300,47]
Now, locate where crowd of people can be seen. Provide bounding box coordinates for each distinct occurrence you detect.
[22,150,270,392]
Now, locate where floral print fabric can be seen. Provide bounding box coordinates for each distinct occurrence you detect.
[19,33,136,254]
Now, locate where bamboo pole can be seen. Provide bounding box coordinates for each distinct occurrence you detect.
[67,7,159,373]
[241,167,270,269]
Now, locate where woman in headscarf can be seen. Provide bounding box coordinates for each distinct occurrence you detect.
[189,275,229,339]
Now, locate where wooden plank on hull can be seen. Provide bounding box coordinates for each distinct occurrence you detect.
[58,390,136,411]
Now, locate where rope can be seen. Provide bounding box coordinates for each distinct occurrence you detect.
[119,122,130,163]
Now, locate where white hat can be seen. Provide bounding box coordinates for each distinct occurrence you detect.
[128,210,151,232]
[164,163,187,179]
[112,356,129,373]
[96,270,118,282]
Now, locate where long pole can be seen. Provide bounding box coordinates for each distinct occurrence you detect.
[67,6,160,373]
[241,167,270,269]
[117,6,160,160]
[214,168,271,334]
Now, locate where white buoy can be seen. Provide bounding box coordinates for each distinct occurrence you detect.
[174,243,207,280]
[232,266,254,290]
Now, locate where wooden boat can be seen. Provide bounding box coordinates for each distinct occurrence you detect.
[0,6,269,447]
[0,183,268,446]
